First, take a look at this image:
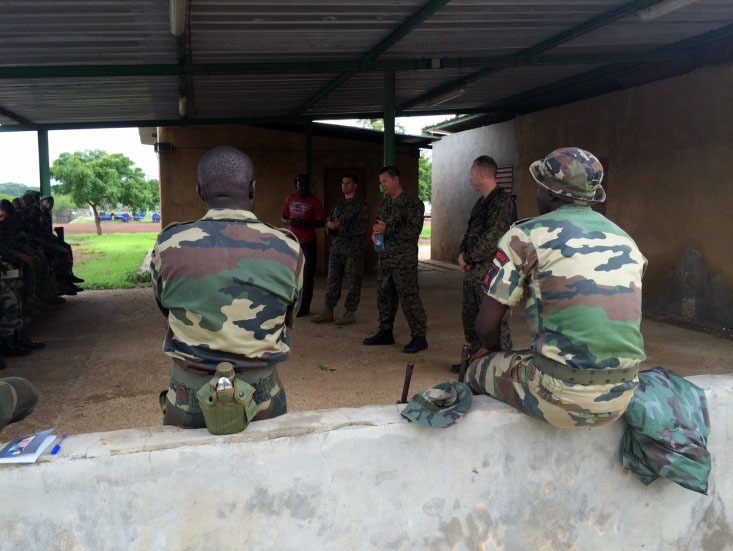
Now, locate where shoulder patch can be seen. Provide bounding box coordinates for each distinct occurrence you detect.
[495,249,510,265]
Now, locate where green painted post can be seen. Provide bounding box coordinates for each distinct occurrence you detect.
[37,129,51,196]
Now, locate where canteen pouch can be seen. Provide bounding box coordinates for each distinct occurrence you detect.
[196,366,258,435]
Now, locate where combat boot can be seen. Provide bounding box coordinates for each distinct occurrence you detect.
[14,328,45,350]
[335,310,356,326]
[1,337,31,356]
[310,308,334,323]
[363,330,394,346]
[403,336,428,354]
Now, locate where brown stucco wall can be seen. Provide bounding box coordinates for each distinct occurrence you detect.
[429,62,733,327]
[514,63,733,326]
[156,125,420,272]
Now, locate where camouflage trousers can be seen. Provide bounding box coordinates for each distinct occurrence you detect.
[462,268,512,353]
[466,350,639,428]
[161,361,287,429]
[324,245,364,312]
[0,377,38,430]
[0,271,22,337]
[377,260,427,338]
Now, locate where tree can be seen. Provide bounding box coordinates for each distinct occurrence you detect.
[418,151,432,203]
[356,119,407,134]
[50,150,158,235]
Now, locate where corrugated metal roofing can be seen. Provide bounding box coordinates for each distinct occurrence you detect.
[1,0,732,132]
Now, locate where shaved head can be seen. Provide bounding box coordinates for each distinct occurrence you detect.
[197,146,255,208]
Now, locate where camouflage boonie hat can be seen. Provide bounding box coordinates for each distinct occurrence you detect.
[40,195,53,202]
[400,381,472,428]
[530,147,606,204]
[23,190,41,198]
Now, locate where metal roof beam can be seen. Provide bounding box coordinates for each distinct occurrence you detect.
[0,105,33,125]
[398,0,672,112]
[0,52,682,81]
[452,22,733,119]
[290,0,449,115]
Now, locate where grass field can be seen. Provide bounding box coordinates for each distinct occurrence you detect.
[66,232,157,289]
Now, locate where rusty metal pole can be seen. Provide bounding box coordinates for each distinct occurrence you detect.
[399,361,415,404]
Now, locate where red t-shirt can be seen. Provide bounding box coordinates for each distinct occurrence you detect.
[281,192,325,243]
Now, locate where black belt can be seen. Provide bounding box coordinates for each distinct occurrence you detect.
[532,353,638,385]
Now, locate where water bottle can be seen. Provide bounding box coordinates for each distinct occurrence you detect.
[374,220,384,253]
[374,233,384,252]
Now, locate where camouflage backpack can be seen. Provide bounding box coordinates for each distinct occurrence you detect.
[621,367,711,495]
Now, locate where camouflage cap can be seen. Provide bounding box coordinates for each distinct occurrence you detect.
[529,147,606,204]
[400,381,472,428]
[23,190,41,198]
[40,195,53,202]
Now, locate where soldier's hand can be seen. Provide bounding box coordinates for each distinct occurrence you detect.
[373,221,386,234]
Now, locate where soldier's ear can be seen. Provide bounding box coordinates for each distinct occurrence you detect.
[196,182,205,201]
[249,180,256,201]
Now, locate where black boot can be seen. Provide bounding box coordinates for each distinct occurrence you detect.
[15,328,45,350]
[363,330,395,346]
[403,336,428,354]
[1,337,32,356]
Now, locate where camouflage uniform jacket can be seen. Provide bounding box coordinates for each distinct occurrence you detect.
[458,188,516,276]
[150,208,304,371]
[483,204,647,370]
[326,195,369,253]
[377,190,424,267]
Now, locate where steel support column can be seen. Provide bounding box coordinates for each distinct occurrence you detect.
[37,129,51,196]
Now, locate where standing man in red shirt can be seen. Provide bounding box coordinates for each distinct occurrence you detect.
[282,174,325,317]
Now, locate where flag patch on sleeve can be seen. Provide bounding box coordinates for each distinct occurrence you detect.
[495,249,509,265]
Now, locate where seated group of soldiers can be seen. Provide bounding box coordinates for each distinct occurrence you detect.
[0,190,84,369]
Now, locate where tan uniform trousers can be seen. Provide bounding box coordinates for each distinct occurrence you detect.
[465,350,639,428]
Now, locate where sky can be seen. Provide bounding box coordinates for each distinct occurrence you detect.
[0,115,452,189]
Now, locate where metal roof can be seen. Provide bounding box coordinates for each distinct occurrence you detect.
[1,0,732,133]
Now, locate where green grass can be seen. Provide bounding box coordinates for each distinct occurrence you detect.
[66,232,157,289]
[420,225,431,239]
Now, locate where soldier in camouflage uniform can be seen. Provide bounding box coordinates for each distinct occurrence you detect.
[311,173,369,325]
[466,147,646,428]
[363,166,428,354]
[151,146,304,429]
[453,155,516,372]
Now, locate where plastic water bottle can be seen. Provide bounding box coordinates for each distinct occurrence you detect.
[374,220,385,252]
[374,233,384,252]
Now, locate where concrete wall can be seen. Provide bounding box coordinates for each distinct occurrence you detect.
[156,125,421,272]
[431,62,733,328]
[2,374,730,550]
[430,120,518,263]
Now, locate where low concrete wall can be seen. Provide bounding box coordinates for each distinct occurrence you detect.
[2,375,731,550]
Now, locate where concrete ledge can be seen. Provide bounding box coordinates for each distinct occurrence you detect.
[1,375,731,549]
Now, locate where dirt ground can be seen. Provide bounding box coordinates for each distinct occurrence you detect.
[2,224,733,441]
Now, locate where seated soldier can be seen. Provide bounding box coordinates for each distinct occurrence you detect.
[151,146,304,428]
[466,147,646,428]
